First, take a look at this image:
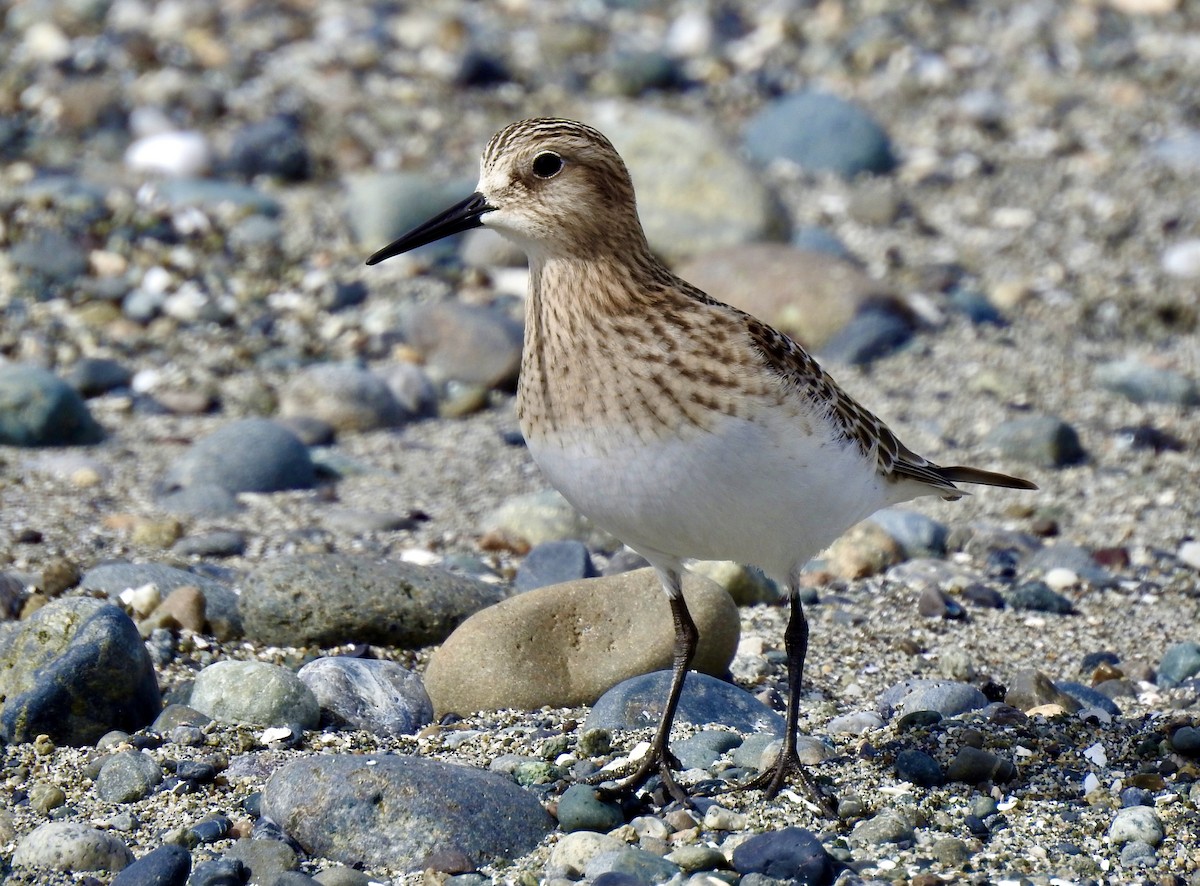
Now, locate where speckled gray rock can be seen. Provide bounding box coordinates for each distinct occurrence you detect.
[1109,806,1164,846]
[262,754,554,872]
[239,553,504,648]
[555,784,624,833]
[96,750,164,803]
[514,540,597,592]
[0,364,104,446]
[279,363,411,431]
[12,821,133,872]
[80,562,241,641]
[425,569,739,714]
[400,300,523,388]
[190,660,319,728]
[878,680,988,719]
[743,91,896,178]
[588,103,786,261]
[731,827,835,883]
[223,837,298,883]
[297,657,433,737]
[547,832,625,879]
[0,598,161,745]
[849,809,916,847]
[984,415,1085,468]
[584,847,681,883]
[344,173,474,257]
[160,418,316,494]
[585,670,782,735]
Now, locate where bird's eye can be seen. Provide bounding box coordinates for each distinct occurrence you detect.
[531,151,564,179]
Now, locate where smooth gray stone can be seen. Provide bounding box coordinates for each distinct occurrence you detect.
[12,821,133,872]
[190,661,319,728]
[297,657,433,737]
[161,418,315,494]
[0,364,104,446]
[96,750,164,803]
[585,670,784,735]
[262,754,554,872]
[110,843,192,886]
[877,679,988,719]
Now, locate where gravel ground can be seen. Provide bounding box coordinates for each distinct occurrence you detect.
[2,0,1200,883]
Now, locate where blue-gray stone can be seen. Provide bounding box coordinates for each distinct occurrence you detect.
[0,598,161,745]
[240,553,504,648]
[515,540,597,592]
[878,680,988,719]
[732,827,835,885]
[791,226,853,259]
[1005,581,1075,614]
[345,174,475,258]
[1120,840,1157,868]
[97,750,164,803]
[297,657,433,737]
[228,115,310,181]
[186,858,248,886]
[1109,805,1164,846]
[153,178,281,216]
[1171,725,1200,756]
[584,848,681,883]
[584,670,785,735]
[672,728,743,769]
[155,483,241,517]
[946,747,1015,784]
[1026,544,1116,588]
[948,288,1006,325]
[894,749,944,787]
[190,660,319,728]
[1159,642,1200,688]
[64,357,133,398]
[555,784,624,833]
[10,228,89,284]
[1058,681,1121,716]
[868,509,949,558]
[744,92,896,178]
[1149,131,1200,172]
[1095,358,1199,407]
[111,843,192,886]
[161,418,315,494]
[80,562,241,641]
[1120,787,1155,808]
[819,308,913,366]
[984,415,1086,468]
[0,364,104,446]
[171,530,247,558]
[263,754,554,872]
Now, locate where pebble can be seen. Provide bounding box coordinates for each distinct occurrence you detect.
[589,103,785,261]
[223,838,298,883]
[345,173,475,257]
[162,418,315,494]
[97,750,164,803]
[1057,681,1121,717]
[480,489,614,550]
[227,115,310,181]
[743,91,897,178]
[918,586,965,620]
[263,754,554,872]
[124,131,212,177]
[514,540,597,592]
[1094,357,1199,407]
[170,530,247,559]
[554,784,624,833]
[297,657,433,737]
[823,520,906,579]
[0,364,105,446]
[548,831,624,879]
[1170,725,1200,756]
[279,364,411,432]
[894,748,944,787]
[984,415,1086,467]
[154,484,241,518]
[868,509,949,559]
[376,362,439,417]
[11,229,90,288]
[239,553,504,648]
[1005,669,1082,713]
[820,307,916,366]
[878,679,988,719]
[110,843,192,886]
[1109,805,1164,846]
[945,746,1015,784]
[849,809,916,847]
[825,711,884,735]
[584,847,682,883]
[688,560,779,605]
[1026,543,1117,588]
[1005,580,1075,614]
[1158,641,1200,687]
[186,858,248,886]
[64,357,134,397]
[1161,239,1200,278]
[399,300,524,389]
[585,670,782,737]
[0,597,161,744]
[189,660,319,728]
[732,829,836,885]
[672,729,743,769]
[677,244,898,349]
[80,562,240,640]
[426,569,738,714]
[12,821,134,872]
[1179,540,1200,571]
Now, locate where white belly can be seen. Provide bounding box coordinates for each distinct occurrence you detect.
[525,409,898,582]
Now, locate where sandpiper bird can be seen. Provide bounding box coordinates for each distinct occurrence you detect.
[367,117,1037,804]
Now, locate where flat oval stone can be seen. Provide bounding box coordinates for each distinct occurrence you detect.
[424,568,739,714]
[262,754,554,872]
[297,657,433,737]
[12,821,133,872]
[585,670,784,736]
[190,661,319,728]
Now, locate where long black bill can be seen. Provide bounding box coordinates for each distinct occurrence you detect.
[365,191,494,265]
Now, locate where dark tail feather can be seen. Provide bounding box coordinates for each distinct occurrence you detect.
[938,465,1038,491]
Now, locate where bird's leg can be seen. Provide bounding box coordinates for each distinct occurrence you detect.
[593,570,697,805]
[742,592,834,811]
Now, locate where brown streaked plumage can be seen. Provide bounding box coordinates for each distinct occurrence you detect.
[367,117,1037,807]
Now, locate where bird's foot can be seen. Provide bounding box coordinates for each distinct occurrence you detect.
[737,746,837,815]
[588,746,692,807]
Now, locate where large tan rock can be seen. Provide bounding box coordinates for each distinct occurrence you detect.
[676,244,902,349]
[424,569,739,715]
